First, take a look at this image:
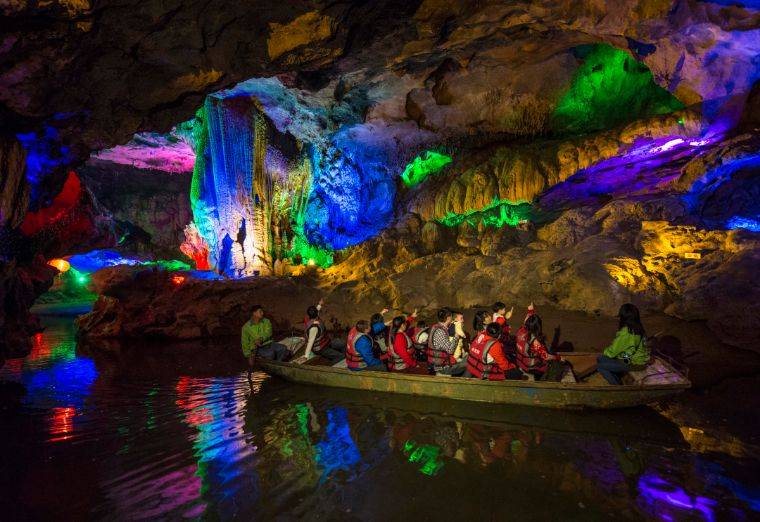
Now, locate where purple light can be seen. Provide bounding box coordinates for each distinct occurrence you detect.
[638,473,717,522]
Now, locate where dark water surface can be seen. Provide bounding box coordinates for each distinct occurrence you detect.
[1,317,759,521]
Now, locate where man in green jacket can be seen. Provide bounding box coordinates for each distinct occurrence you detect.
[242,305,291,370]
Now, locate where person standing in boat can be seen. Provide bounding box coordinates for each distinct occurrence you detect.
[387,314,419,371]
[346,320,386,371]
[465,322,522,380]
[427,308,467,376]
[303,299,345,363]
[596,303,650,385]
[241,305,291,372]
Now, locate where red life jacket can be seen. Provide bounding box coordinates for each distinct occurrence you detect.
[426,323,455,366]
[466,333,508,380]
[388,331,414,371]
[515,326,547,373]
[304,317,331,354]
[346,327,370,370]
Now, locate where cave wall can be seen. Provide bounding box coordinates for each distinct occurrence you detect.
[78,160,192,259]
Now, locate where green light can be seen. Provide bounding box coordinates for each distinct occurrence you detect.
[552,44,684,134]
[70,268,88,285]
[401,151,453,187]
[438,198,533,228]
[404,440,445,476]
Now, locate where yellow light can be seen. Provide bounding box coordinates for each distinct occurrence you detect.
[47,258,71,273]
[308,258,315,266]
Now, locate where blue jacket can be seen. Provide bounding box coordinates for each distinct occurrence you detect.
[352,334,382,369]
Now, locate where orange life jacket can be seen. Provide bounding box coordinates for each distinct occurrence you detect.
[466,333,507,380]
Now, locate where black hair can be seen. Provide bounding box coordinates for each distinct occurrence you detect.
[492,301,506,312]
[618,303,646,337]
[437,308,452,322]
[307,305,319,319]
[473,310,490,332]
[356,319,369,332]
[486,322,501,338]
[526,314,542,338]
[388,315,406,345]
[416,320,427,329]
[370,313,384,324]
[251,304,263,315]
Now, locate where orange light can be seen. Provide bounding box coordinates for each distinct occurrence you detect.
[172,275,186,286]
[47,258,71,272]
[50,406,75,442]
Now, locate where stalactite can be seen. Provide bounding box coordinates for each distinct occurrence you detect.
[251,109,272,272]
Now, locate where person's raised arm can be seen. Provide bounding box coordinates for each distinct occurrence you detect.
[304,326,318,359]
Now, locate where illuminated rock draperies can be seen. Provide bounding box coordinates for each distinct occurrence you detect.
[191,95,273,276]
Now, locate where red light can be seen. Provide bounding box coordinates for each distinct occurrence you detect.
[172,275,186,286]
[50,406,75,442]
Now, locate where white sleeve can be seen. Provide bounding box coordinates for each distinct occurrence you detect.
[305,327,318,357]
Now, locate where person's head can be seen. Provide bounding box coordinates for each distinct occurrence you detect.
[525,314,542,338]
[307,305,320,320]
[391,315,408,332]
[355,319,370,334]
[437,308,453,325]
[618,303,646,337]
[370,313,384,325]
[473,310,490,332]
[486,322,502,339]
[452,311,464,323]
[251,304,264,321]
[493,301,506,315]
[416,320,427,330]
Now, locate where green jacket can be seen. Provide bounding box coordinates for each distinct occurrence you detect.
[241,318,273,357]
[603,328,649,366]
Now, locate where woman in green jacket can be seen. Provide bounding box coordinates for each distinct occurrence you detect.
[597,303,650,385]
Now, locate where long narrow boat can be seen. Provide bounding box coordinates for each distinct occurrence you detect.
[261,353,690,410]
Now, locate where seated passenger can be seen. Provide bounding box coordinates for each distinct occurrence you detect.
[427,308,467,376]
[370,308,391,362]
[411,320,429,362]
[472,310,490,336]
[346,320,386,371]
[241,305,291,372]
[448,311,467,360]
[492,301,514,342]
[516,313,562,380]
[386,315,418,371]
[303,300,345,363]
[465,322,522,380]
[597,303,650,385]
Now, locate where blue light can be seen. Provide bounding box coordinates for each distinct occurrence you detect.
[315,407,363,482]
[304,131,395,250]
[726,216,760,232]
[16,126,74,205]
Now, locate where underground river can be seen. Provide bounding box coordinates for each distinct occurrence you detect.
[1,313,759,521]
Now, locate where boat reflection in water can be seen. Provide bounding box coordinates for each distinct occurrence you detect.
[1,317,759,520]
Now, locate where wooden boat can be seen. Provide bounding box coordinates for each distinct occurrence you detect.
[260,352,690,410]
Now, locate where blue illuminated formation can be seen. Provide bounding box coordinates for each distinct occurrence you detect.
[726,216,760,232]
[304,130,395,250]
[16,126,75,205]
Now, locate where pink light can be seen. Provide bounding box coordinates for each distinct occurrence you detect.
[91,133,195,173]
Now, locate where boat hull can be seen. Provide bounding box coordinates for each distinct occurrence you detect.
[260,357,690,410]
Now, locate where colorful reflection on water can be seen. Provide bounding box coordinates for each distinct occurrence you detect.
[1,318,759,520]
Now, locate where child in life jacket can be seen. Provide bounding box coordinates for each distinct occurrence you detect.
[492,301,514,338]
[515,307,562,380]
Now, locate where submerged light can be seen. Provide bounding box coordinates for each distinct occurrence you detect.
[47,258,71,272]
[172,274,187,286]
